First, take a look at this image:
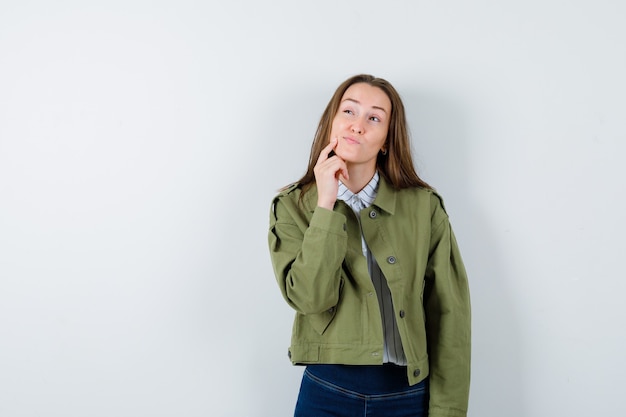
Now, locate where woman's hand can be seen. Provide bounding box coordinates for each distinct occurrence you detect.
[314,137,349,210]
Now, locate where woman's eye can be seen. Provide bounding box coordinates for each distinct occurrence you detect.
[343,109,354,115]
[370,116,380,122]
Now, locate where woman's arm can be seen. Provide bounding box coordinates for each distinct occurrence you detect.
[268,193,348,315]
[424,194,471,417]
[268,137,351,315]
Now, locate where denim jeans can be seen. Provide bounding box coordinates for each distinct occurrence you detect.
[294,364,429,417]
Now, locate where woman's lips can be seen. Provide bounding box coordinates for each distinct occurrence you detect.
[343,136,360,145]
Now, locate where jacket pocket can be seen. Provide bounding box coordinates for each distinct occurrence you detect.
[307,277,343,335]
[307,307,338,335]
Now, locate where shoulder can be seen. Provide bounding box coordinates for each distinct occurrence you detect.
[428,189,447,213]
[276,182,300,197]
[395,186,446,208]
[394,186,449,225]
[425,189,450,228]
[271,182,303,208]
[270,183,314,224]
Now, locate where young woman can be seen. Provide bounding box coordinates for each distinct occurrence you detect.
[268,74,471,417]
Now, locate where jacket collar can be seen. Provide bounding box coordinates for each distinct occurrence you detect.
[372,174,397,215]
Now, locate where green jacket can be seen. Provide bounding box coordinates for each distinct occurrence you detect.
[268,176,471,417]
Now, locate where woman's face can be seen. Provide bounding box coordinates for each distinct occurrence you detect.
[330,82,391,170]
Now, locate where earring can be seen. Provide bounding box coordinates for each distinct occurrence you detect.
[381,148,387,155]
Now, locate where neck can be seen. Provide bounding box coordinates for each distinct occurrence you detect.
[340,163,376,194]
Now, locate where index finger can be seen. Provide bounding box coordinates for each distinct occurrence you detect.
[317,137,338,164]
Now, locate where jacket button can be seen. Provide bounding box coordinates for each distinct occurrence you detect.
[343,223,347,231]
[288,350,292,359]
[387,256,396,264]
[328,306,336,314]
[369,210,377,219]
[413,369,421,377]
[399,310,405,318]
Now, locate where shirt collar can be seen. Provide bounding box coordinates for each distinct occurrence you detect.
[300,172,397,215]
[337,171,380,208]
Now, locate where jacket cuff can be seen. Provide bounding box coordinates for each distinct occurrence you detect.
[310,206,347,236]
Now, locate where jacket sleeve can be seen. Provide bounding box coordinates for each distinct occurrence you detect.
[268,193,348,315]
[424,194,471,417]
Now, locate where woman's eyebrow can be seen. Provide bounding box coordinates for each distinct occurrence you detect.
[342,98,388,114]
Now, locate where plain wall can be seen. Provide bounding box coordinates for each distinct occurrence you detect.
[1,1,625,416]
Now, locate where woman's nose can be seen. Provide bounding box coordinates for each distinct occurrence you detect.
[351,123,363,134]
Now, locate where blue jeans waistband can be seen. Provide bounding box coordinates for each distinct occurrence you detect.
[305,363,419,395]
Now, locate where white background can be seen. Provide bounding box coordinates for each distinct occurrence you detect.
[1,1,625,416]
